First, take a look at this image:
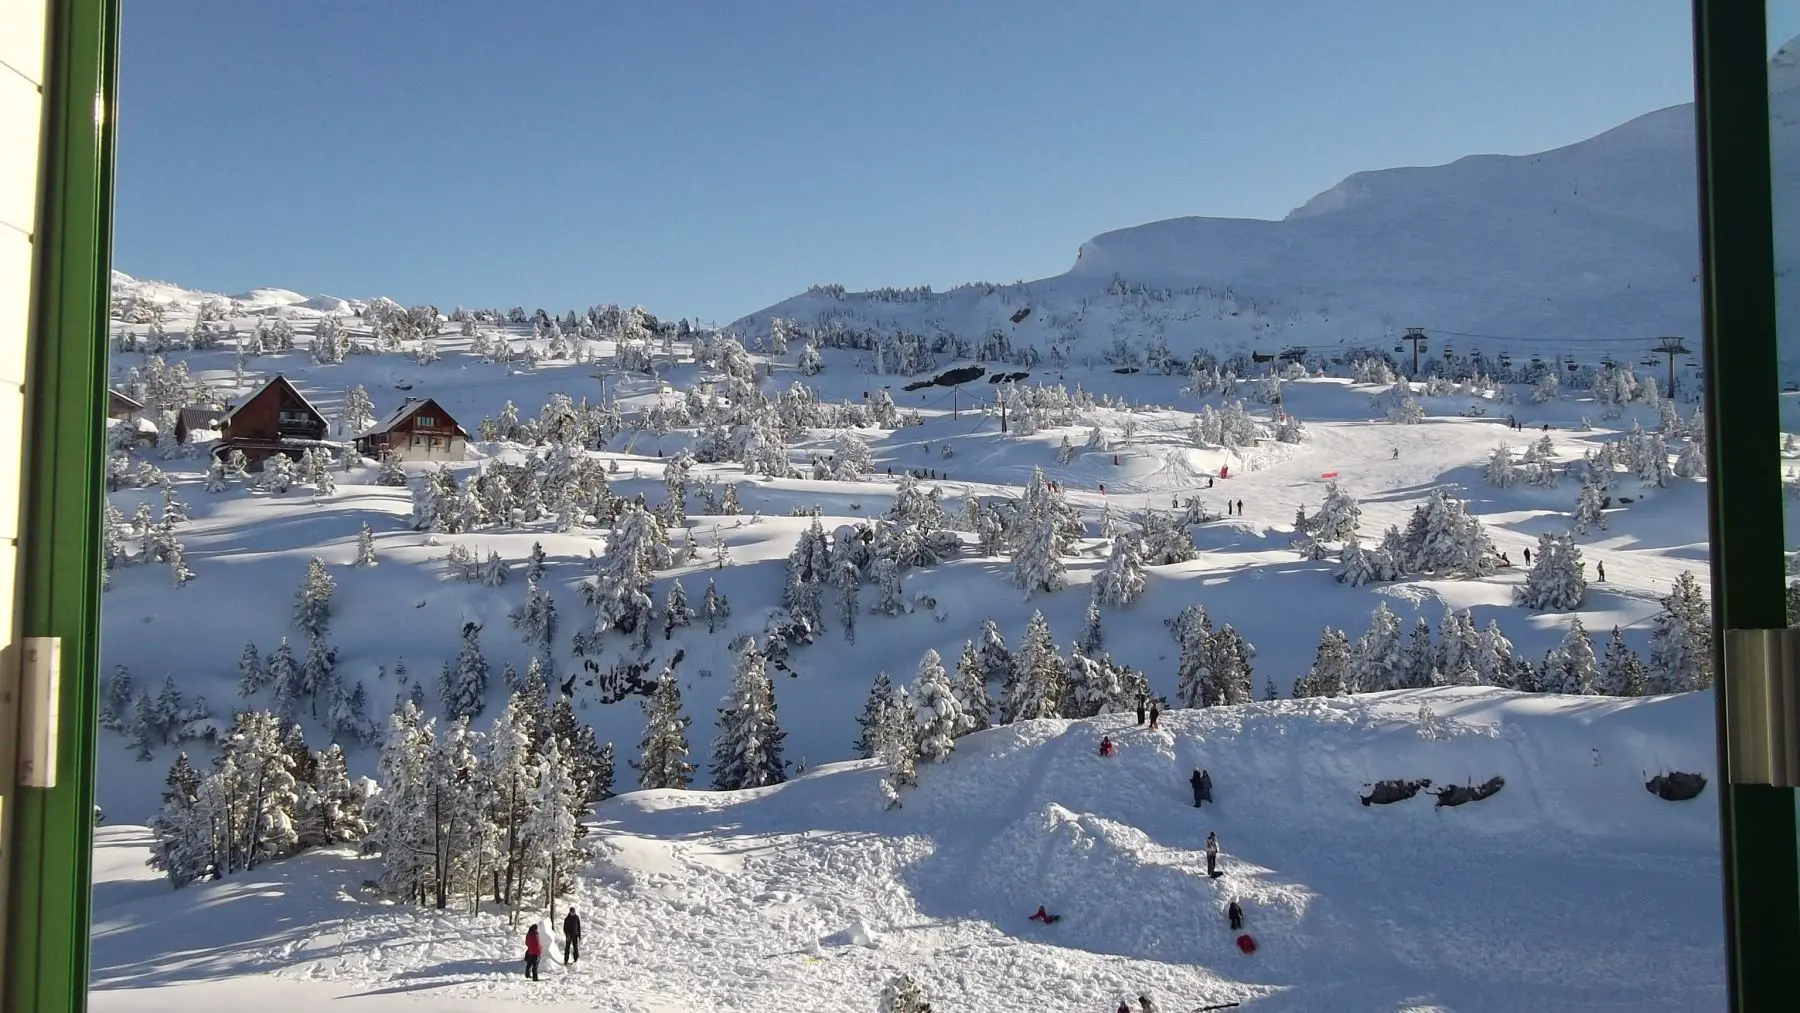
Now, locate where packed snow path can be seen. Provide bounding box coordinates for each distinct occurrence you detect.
[93,689,1723,1012]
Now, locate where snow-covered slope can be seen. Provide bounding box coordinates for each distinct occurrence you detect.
[91,688,1723,1012]
[735,37,1800,374]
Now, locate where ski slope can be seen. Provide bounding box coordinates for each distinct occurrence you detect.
[92,687,1722,1013]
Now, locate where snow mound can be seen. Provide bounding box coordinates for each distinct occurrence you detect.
[297,294,353,314]
[821,919,881,948]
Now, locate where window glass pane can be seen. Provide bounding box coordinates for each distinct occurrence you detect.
[90,6,1737,1012]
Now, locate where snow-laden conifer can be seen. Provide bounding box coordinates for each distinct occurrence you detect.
[952,641,993,735]
[1647,570,1712,692]
[711,639,787,790]
[1514,532,1586,611]
[999,611,1064,722]
[1093,534,1147,607]
[913,648,962,763]
[633,670,695,789]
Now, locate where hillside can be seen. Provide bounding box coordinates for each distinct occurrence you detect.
[91,689,1724,1012]
[733,36,1800,376]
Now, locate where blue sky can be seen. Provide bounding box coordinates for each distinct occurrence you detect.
[113,2,1786,324]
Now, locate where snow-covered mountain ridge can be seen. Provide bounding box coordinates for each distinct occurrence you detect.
[734,36,1800,371]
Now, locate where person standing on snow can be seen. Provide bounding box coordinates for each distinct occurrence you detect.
[1147,701,1161,730]
[1205,831,1221,876]
[1228,899,1244,930]
[1136,695,1148,726]
[523,924,543,980]
[1138,994,1160,1013]
[562,908,582,965]
[1596,561,1606,582]
[1190,768,1206,807]
[1118,1002,1132,1013]
[1236,498,1244,515]
[1199,769,1213,805]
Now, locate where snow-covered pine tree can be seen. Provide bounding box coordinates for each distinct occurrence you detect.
[1093,534,1146,607]
[913,648,963,763]
[868,557,907,616]
[1400,618,1438,689]
[293,556,335,638]
[1475,619,1514,687]
[702,576,730,633]
[854,671,897,758]
[441,621,489,721]
[1297,628,1354,698]
[662,578,693,639]
[1208,624,1256,705]
[147,751,208,886]
[1513,532,1587,611]
[975,619,1012,687]
[354,522,378,566]
[633,670,695,789]
[836,559,860,643]
[951,640,993,736]
[711,639,788,790]
[1550,616,1598,694]
[1079,587,1104,655]
[1597,625,1647,696]
[1335,535,1383,587]
[299,633,339,718]
[1311,482,1362,541]
[1171,603,1214,707]
[266,637,302,720]
[999,611,1065,722]
[1573,473,1608,534]
[1484,445,1518,487]
[235,641,266,698]
[1434,609,1481,680]
[297,742,368,849]
[1647,570,1713,692]
[522,737,582,914]
[874,684,920,807]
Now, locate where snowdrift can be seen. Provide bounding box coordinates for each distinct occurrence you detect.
[94,689,1727,1012]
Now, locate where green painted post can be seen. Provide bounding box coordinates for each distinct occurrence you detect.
[2,0,120,1010]
[1692,2,1800,1011]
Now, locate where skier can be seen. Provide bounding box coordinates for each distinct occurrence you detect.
[1228,899,1244,930]
[1596,561,1606,582]
[1392,447,1399,459]
[1136,695,1148,726]
[1205,831,1221,876]
[1147,701,1161,730]
[523,924,543,981]
[1190,768,1205,807]
[1099,735,1117,757]
[1523,546,1532,565]
[562,907,582,965]
[1236,499,1244,515]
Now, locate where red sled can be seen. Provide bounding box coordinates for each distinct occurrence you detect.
[1236,933,1257,954]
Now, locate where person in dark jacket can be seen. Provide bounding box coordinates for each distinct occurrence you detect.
[1190,768,1206,807]
[1199,769,1213,805]
[1228,899,1244,930]
[1136,695,1147,726]
[1147,701,1161,730]
[524,924,542,980]
[562,908,581,965]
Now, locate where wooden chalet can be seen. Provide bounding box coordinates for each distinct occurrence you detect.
[354,396,469,462]
[106,388,142,420]
[216,374,330,464]
[173,406,224,444]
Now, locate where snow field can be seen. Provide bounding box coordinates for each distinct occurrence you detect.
[93,688,1722,1012]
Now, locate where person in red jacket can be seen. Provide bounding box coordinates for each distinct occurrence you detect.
[523,924,542,980]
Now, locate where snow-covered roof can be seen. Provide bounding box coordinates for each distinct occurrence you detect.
[218,374,327,425]
[354,397,471,440]
[107,387,143,410]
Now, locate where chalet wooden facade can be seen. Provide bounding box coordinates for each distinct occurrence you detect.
[216,374,330,465]
[354,397,470,462]
[106,388,142,420]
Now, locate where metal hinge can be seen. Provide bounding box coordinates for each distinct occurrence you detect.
[16,637,61,788]
[1723,628,1800,787]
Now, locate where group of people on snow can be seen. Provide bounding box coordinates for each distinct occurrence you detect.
[521,908,583,980]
